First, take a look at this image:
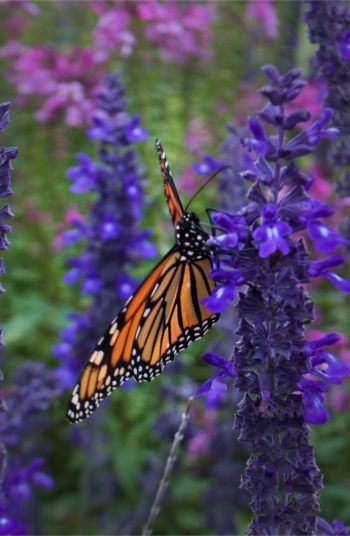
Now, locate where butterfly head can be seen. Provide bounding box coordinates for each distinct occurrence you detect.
[175,212,210,257]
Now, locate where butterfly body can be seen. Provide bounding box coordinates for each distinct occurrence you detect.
[67,140,219,423]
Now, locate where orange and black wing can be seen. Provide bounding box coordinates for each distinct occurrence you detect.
[156,138,184,227]
[67,249,218,423]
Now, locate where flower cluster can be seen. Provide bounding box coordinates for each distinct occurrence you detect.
[0,363,58,535]
[53,71,156,389]
[201,65,350,534]
[305,1,350,169]
[0,43,105,125]
[0,1,217,125]
[0,103,58,534]
[136,0,216,63]
[305,1,350,248]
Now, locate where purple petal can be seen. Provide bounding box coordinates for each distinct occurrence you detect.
[202,352,236,377]
[307,221,349,253]
[207,232,238,249]
[314,351,350,384]
[324,271,350,293]
[192,156,220,175]
[201,283,237,313]
[248,116,267,141]
[308,254,345,277]
[307,333,341,350]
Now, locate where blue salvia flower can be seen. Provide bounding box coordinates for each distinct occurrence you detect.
[0,101,21,535]
[53,72,156,386]
[198,65,350,534]
[0,363,58,535]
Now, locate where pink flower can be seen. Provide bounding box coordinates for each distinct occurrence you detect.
[329,388,348,412]
[309,162,333,201]
[185,117,214,157]
[136,0,216,63]
[93,9,136,61]
[246,0,279,39]
[178,167,198,196]
[1,43,104,125]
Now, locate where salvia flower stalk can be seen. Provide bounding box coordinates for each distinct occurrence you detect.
[0,102,58,535]
[304,1,350,247]
[53,71,156,388]
[200,65,350,534]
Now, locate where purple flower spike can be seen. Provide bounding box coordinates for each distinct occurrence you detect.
[201,64,349,534]
[55,72,155,391]
[339,29,350,61]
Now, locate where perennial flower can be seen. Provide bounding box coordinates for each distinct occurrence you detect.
[200,65,350,534]
[54,70,156,390]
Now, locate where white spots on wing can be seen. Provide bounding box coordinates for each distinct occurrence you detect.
[109,329,119,346]
[109,322,118,335]
[90,350,104,365]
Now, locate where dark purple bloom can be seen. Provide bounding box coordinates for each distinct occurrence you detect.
[200,66,350,534]
[305,2,350,168]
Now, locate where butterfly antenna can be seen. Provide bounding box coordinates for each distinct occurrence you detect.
[184,165,233,212]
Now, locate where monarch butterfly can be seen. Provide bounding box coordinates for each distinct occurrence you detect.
[67,139,219,423]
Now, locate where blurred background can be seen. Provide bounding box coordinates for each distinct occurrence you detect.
[0,1,349,535]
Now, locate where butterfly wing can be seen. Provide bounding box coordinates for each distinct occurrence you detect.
[67,248,218,423]
[156,138,184,227]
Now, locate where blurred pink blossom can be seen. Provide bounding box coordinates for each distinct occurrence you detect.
[0,43,103,125]
[136,0,216,63]
[23,197,52,225]
[329,388,348,412]
[185,117,214,157]
[93,9,136,61]
[246,0,279,39]
[187,409,216,458]
[178,167,199,196]
[309,162,333,201]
